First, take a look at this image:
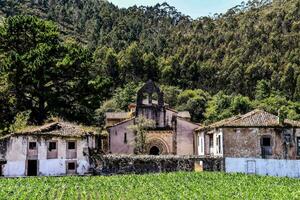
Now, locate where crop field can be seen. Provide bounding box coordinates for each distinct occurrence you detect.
[0,172,300,199]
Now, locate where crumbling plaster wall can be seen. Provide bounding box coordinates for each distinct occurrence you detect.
[223,127,297,159]
[3,135,92,177]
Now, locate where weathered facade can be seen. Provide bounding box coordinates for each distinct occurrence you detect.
[195,109,300,160]
[107,80,199,155]
[0,122,101,177]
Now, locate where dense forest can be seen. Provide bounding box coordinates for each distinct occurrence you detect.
[1,0,300,133]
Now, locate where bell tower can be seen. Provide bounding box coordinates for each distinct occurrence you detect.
[135,80,166,127]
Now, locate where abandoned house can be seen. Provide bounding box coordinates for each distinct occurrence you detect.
[107,80,199,155]
[195,109,300,159]
[0,121,102,177]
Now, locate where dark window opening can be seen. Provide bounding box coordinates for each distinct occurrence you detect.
[209,135,213,147]
[217,135,221,153]
[261,136,272,158]
[68,142,76,150]
[124,133,127,144]
[297,137,300,156]
[149,146,160,155]
[68,162,76,170]
[29,142,37,150]
[262,137,271,147]
[48,142,57,151]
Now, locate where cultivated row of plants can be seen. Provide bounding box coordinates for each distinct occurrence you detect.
[0,172,299,199]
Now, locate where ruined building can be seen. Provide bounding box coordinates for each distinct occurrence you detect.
[107,80,199,155]
[195,109,300,159]
[0,122,101,177]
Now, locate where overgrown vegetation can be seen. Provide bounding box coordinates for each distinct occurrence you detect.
[0,172,299,199]
[1,0,300,133]
[128,116,156,154]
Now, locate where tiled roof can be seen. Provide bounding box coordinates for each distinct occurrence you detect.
[178,111,191,119]
[105,112,130,119]
[197,109,300,131]
[13,122,99,138]
[106,118,135,128]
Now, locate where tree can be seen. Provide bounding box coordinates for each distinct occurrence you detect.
[177,89,210,122]
[255,80,271,100]
[118,42,144,82]
[0,15,60,124]
[281,64,295,99]
[128,116,155,154]
[294,75,300,101]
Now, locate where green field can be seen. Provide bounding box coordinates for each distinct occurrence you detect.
[0,172,300,199]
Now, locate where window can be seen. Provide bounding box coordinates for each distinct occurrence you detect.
[209,135,214,155]
[68,162,75,170]
[209,135,213,147]
[66,161,77,174]
[262,137,271,146]
[198,133,204,155]
[29,142,37,150]
[66,141,77,159]
[297,137,300,156]
[47,141,58,159]
[124,133,127,144]
[68,141,76,150]
[48,142,57,151]
[261,136,272,158]
[217,135,222,154]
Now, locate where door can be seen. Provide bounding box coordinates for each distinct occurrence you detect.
[27,160,38,176]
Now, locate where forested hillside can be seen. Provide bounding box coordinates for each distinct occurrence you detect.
[1,0,300,133]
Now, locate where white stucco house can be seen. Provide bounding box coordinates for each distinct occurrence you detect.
[0,121,101,177]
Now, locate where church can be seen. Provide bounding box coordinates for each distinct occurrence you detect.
[106,80,200,155]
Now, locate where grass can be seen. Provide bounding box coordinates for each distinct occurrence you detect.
[0,172,300,199]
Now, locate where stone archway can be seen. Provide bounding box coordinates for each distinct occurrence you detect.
[147,138,169,155]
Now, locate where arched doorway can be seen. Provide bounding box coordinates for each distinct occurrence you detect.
[149,146,160,155]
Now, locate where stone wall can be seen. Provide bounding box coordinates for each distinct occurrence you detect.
[89,154,224,175]
[223,127,298,159]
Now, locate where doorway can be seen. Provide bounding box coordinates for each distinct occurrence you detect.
[27,160,38,176]
[149,146,160,155]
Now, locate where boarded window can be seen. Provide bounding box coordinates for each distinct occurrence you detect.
[28,141,38,159]
[47,141,58,159]
[29,142,37,150]
[66,141,77,159]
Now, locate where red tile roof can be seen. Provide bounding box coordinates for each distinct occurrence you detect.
[197,109,300,131]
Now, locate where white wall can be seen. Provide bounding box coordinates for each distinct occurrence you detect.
[3,135,93,177]
[226,157,300,178]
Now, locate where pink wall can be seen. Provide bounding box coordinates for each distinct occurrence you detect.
[109,119,135,154]
[176,118,199,155]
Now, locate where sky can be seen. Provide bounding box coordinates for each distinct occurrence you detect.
[108,0,244,19]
